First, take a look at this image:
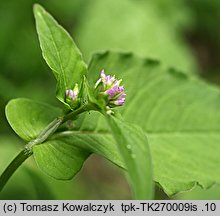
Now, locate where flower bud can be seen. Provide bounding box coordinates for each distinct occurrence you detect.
[65,83,79,109]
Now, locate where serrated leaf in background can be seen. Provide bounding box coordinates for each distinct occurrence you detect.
[86,51,220,196]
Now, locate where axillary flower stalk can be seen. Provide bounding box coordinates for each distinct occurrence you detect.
[95,69,126,113]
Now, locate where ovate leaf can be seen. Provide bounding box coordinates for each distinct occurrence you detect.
[108,116,153,199]
[5,98,62,141]
[33,139,90,180]
[86,51,220,196]
[34,130,124,180]
[34,4,87,104]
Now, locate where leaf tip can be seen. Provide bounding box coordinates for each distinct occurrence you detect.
[33,3,44,17]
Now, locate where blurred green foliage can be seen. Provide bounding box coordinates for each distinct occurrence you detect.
[1,0,220,199]
[186,0,220,75]
[74,0,197,73]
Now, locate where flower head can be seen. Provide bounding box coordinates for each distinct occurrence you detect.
[95,69,126,109]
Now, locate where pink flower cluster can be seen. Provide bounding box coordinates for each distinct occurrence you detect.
[95,70,126,106]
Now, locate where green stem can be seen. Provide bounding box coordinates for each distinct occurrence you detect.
[25,105,88,152]
[62,105,88,122]
[25,117,63,152]
[0,149,32,192]
[0,104,90,192]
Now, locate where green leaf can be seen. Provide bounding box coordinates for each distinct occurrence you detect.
[107,116,153,199]
[33,139,90,180]
[33,130,123,180]
[33,4,87,105]
[178,184,220,200]
[85,51,220,196]
[5,98,62,141]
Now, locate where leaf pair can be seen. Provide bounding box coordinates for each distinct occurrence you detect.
[6,97,153,199]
